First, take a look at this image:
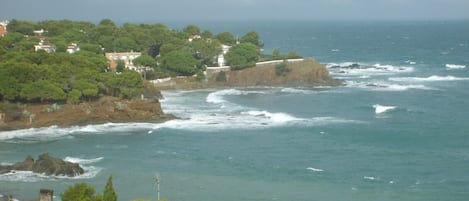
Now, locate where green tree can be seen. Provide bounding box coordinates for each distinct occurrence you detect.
[133,55,157,67]
[103,176,118,201]
[116,60,126,73]
[183,24,201,35]
[61,183,98,201]
[225,43,260,70]
[272,48,281,60]
[240,31,263,47]
[160,50,199,76]
[216,32,236,45]
[20,80,67,102]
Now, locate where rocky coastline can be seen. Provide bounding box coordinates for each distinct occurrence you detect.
[0,59,339,132]
[153,58,342,90]
[0,96,175,132]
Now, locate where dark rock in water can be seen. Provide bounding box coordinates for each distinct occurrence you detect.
[0,153,84,177]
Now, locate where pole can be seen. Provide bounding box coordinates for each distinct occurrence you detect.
[154,174,160,201]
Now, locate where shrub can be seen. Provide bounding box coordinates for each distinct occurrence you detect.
[275,61,290,76]
[215,71,227,82]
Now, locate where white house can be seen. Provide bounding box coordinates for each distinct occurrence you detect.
[66,43,80,54]
[105,51,142,70]
[217,45,232,67]
[34,39,56,53]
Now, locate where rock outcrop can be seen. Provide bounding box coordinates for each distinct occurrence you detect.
[0,153,84,177]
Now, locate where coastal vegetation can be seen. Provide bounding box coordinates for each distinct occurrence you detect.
[0,19,264,104]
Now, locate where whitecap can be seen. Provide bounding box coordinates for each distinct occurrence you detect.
[0,123,156,142]
[363,176,377,181]
[389,75,469,82]
[64,156,103,165]
[345,80,433,91]
[445,64,466,69]
[373,104,396,114]
[206,89,265,104]
[242,110,301,123]
[306,167,324,172]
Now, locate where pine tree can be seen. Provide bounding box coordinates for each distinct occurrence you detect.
[103,176,118,201]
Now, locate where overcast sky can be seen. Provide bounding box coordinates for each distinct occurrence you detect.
[2,0,469,23]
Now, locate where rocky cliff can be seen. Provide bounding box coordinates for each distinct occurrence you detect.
[0,153,84,177]
[0,96,175,131]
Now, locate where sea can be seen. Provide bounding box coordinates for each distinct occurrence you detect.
[1,20,469,201]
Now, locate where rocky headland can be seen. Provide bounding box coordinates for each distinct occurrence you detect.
[0,96,175,132]
[0,153,83,177]
[153,58,342,90]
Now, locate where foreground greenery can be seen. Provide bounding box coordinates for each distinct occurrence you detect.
[62,176,167,201]
[0,19,268,103]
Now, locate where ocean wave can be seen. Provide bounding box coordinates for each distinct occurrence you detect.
[327,62,414,76]
[241,110,302,123]
[389,75,469,82]
[152,111,359,131]
[64,156,104,165]
[0,156,102,182]
[363,176,378,181]
[306,167,324,172]
[345,81,433,91]
[0,123,156,142]
[445,64,466,69]
[206,89,266,104]
[373,104,396,114]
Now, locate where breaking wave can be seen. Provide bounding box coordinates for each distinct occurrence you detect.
[345,81,433,91]
[327,62,414,76]
[373,104,396,114]
[0,123,156,142]
[389,75,469,82]
[445,64,466,69]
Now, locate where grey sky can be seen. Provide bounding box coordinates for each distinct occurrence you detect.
[1,0,469,22]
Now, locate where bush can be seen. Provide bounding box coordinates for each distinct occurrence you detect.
[275,61,290,76]
[215,71,227,82]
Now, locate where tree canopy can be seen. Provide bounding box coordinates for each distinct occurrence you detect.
[0,19,270,103]
[225,43,260,70]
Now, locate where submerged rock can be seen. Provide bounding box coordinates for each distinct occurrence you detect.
[0,153,84,177]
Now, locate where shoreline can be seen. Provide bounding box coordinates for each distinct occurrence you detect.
[0,59,340,133]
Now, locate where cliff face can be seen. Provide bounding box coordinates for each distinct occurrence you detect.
[153,58,341,90]
[215,58,341,87]
[0,96,174,131]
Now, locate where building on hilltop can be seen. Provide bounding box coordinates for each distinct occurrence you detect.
[66,43,80,54]
[188,34,201,42]
[0,20,8,37]
[105,51,142,70]
[217,45,232,67]
[34,39,56,53]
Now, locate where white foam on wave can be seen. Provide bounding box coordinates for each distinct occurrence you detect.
[242,110,301,123]
[206,89,266,104]
[373,104,396,114]
[345,81,433,91]
[0,156,103,182]
[307,167,324,172]
[364,176,377,181]
[327,62,414,76]
[0,123,156,142]
[152,111,359,132]
[64,156,104,164]
[390,75,469,82]
[445,64,466,69]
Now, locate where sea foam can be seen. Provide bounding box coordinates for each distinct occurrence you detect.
[445,64,466,69]
[373,104,396,114]
[307,167,324,172]
[389,75,469,82]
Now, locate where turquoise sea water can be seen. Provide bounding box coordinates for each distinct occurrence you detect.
[1,21,469,201]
